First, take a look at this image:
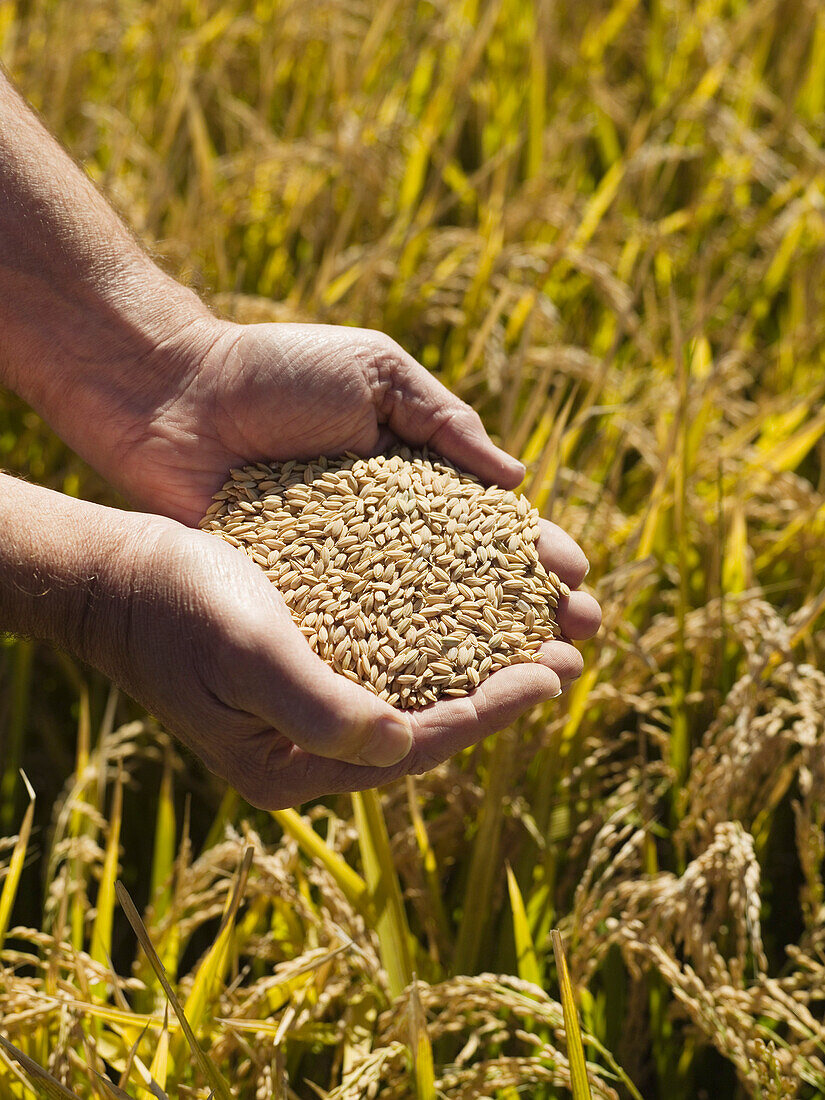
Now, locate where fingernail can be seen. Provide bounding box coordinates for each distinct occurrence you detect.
[551,688,563,699]
[359,716,413,767]
[583,558,591,579]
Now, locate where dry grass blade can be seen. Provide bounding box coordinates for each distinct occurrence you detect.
[118,1022,148,1093]
[114,879,234,1100]
[552,929,593,1100]
[0,1038,38,1099]
[0,770,34,952]
[91,1069,135,1100]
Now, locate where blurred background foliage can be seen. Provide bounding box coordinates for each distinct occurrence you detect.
[2,0,825,1096]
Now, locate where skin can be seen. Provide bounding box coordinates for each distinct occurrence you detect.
[0,70,600,809]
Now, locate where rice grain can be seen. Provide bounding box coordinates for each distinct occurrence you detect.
[199,449,566,709]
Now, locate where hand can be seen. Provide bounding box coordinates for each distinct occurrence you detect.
[81,320,599,802]
[90,510,596,809]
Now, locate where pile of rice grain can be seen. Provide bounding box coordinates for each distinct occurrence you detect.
[199,449,566,709]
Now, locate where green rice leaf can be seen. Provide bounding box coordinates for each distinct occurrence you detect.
[506,862,542,989]
[90,769,123,1000]
[407,977,436,1100]
[551,929,592,1100]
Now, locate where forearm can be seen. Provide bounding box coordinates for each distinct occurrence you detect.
[0,471,134,664]
[0,70,211,443]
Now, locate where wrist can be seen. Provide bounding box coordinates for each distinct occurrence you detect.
[0,473,153,671]
[4,253,214,436]
[0,72,219,476]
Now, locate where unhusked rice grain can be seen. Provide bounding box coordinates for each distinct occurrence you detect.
[199,448,566,709]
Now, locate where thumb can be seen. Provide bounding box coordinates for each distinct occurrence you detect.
[228,608,414,767]
[374,339,526,488]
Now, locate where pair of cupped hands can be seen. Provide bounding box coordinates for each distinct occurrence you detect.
[77,319,600,808]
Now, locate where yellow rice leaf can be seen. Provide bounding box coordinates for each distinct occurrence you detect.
[172,846,254,1059]
[90,770,123,1000]
[148,1005,170,1092]
[754,406,825,475]
[505,289,537,344]
[581,0,641,63]
[754,505,824,573]
[505,863,542,989]
[551,930,593,1100]
[527,21,546,179]
[570,162,625,252]
[272,808,371,915]
[798,8,825,118]
[352,789,413,998]
[321,262,364,307]
[561,667,600,745]
[63,999,174,1032]
[722,504,749,595]
[149,749,175,920]
[0,1035,82,1100]
[262,943,352,1014]
[0,1037,38,1098]
[764,216,808,295]
[405,776,450,958]
[0,770,34,953]
[70,684,92,952]
[453,725,523,977]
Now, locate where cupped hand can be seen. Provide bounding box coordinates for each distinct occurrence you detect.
[102,511,597,810]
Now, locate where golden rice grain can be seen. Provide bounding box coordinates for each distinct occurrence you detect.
[199,448,566,709]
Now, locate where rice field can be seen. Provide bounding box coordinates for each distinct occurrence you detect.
[1,0,825,1096]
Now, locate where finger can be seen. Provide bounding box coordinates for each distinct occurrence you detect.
[536,520,590,588]
[377,343,525,488]
[228,599,414,768]
[406,662,562,763]
[226,663,564,809]
[555,590,601,640]
[224,731,377,809]
[538,639,584,682]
